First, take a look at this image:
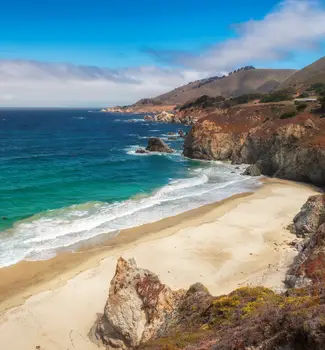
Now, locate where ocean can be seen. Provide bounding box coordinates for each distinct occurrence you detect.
[0,109,260,267]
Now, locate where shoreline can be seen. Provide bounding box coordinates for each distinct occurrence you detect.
[0,177,321,350]
[0,189,254,313]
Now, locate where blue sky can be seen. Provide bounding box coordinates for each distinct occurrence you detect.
[1,0,281,67]
[0,0,325,106]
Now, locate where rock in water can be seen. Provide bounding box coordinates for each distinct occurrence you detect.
[135,148,149,154]
[146,137,174,153]
[242,164,261,176]
[93,258,185,349]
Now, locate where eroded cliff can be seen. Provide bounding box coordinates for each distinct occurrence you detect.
[183,105,325,186]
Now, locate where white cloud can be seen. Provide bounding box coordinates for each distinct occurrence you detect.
[0,60,204,107]
[1,0,325,107]
[179,0,325,71]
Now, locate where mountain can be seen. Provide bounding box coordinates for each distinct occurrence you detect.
[134,68,296,106]
[279,56,325,90]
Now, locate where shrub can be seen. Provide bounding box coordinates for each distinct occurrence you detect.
[260,89,294,103]
[319,94,325,111]
[297,92,309,98]
[310,83,325,95]
[229,93,263,105]
[295,102,308,111]
[179,95,225,110]
[280,110,297,119]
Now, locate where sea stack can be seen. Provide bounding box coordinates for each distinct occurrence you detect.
[146,137,174,153]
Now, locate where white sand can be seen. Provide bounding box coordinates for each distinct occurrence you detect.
[0,179,319,350]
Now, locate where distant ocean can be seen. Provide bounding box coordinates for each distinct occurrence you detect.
[0,109,260,267]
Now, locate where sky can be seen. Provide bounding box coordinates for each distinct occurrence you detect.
[0,0,325,107]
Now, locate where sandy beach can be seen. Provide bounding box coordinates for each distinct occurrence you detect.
[0,178,320,350]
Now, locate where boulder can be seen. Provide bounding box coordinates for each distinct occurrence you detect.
[178,129,185,138]
[146,137,174,153]
[92,258,185,349]
[144,115,154,121]
[135,148,149,154]
[242,164,261,176]
[293,194,325,237]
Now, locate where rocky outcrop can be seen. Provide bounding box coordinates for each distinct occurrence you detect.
[292,195,325,238]
[242,164,261,176]
[146,138,174,153]
[92,258,185,349]
[93,258,325,350]
[286,194,325,288]
[135,148,149,154]
[183,105,325,186]
[144,111,199,125]
[101,105,176,114]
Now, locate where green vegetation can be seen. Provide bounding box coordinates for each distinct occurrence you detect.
[179,95,225,110]
[139,286,324,350]
[227,93,263,106]
[294,101,308,112]
[280,110,297,119]
[308,82,325,95]
[319,93,325,111]
[260,89,294,103]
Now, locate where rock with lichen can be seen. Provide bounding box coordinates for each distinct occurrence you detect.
[92,257,185,349]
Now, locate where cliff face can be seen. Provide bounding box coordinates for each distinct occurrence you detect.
[183,105,325,186]
[286,194,325,288]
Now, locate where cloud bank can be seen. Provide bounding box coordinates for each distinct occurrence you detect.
[1,0,325,107]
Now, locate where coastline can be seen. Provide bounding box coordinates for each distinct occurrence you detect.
[0,178,320,350]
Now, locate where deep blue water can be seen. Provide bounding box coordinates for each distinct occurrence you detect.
[0,109,259,266]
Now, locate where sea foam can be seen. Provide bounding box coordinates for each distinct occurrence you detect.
[0,162,260,267]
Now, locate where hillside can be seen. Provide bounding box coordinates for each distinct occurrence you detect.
[279,56,325,90]
[135,68,295,106]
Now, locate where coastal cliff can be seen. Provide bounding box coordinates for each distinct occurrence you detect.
[183,105,325,186]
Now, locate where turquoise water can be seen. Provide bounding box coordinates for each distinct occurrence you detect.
[0,109,260,267]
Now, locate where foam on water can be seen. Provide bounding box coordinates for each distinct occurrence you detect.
[0,162,260,267]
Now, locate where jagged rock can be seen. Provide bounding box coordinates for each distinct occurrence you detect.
[286,195,325,288]
[293,194,325,237]
[93,258,185,349]
[135,148,149,154]
[144,115,154,121]
[242,164,261,176]
[178,129,185,138]
[146,138,174,153]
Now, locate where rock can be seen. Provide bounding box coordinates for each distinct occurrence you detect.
[93,258,185,348]
[183,105,325,186]
[293,194,325,237]
[286,195,325,288]
[144,115,154,121]
[135,148,149,154]
[146,138,174,153]
[94,258,325,350]
[304,118,317,129]
[154,111,176,123]
[242,164,261,176]
[178,129,185,138]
